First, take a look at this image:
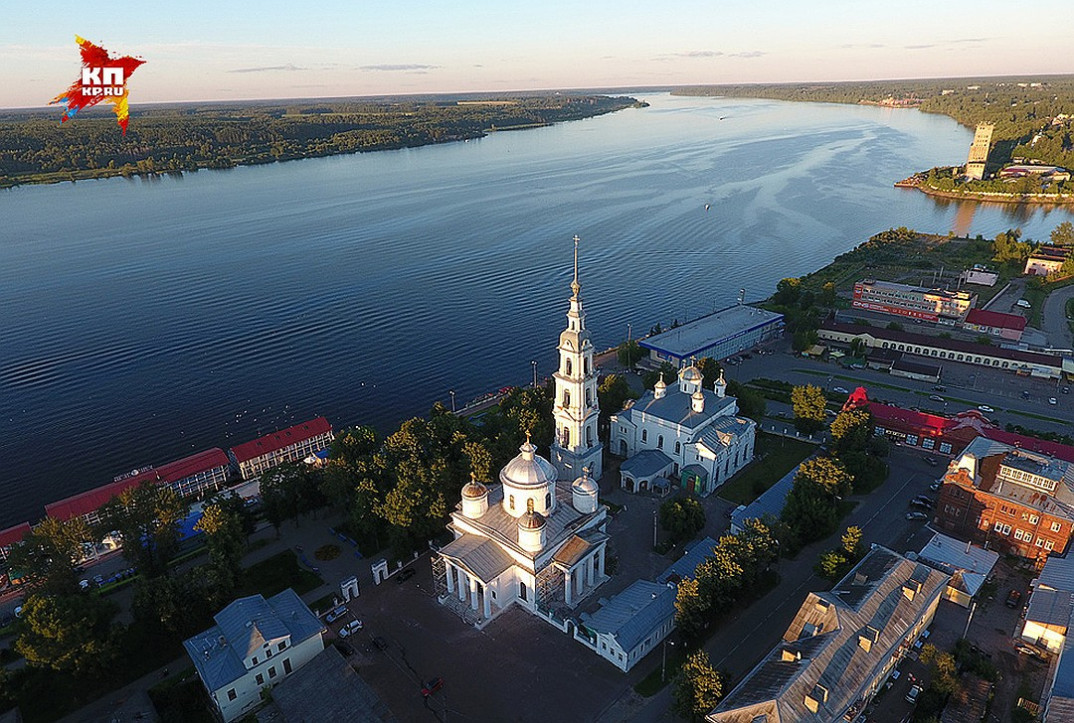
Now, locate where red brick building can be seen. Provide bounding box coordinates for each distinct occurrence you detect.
[935,437,1074,562]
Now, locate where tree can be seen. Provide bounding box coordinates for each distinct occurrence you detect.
[673,650,725,721]
[642,362,676,391]
[886,321,904,331]
[5,516,92,596]
[796,457,853,498]
[617,339,644,368]
[598,374,638,432]
[196,496,248,604]
[660,497,706,546]
[791,384,826,433]
[1052,220,1074,247]
[726,380,765,421]
[816,549,850,581]
[829,408,872,454]
[674,577,709,640]
[920,644,960,697]
[131,572,207,638]
[782,457,852,543]
[15,593,118,674]
[259,462,325,534]
[773,277,801,307]
[96,483,185,579]
[820,282,837,307]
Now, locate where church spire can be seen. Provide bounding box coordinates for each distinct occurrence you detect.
[571,234,581,300]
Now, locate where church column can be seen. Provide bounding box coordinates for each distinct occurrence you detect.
[564,569,573,607]
[483,584,492,618]
[458,570,467,602]
[586,555,595,587]
[469,577,479,611]
[445,563,455,595]
[598,545,606,579]
[576,568,584,597]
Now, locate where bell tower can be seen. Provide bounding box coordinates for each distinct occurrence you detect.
[551,236,603,481]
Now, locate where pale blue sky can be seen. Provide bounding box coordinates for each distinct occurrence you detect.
[2,1,1071,107]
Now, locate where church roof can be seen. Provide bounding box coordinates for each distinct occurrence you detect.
[553,532,608,568]
[500,440,558,489]
[620,449,674,479]
[581,580,676,652]
[630,388,736,429]
[439,534,517,583]
[698,417,754,452]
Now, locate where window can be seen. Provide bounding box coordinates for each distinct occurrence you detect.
[641,430,648,443]
[1052,522,1063,532]
[519,582,527,601]
[269,666,277,679]
[545,493,551,509]
[1036,538,1045,547]
[906,434,919,446]
[657,435,664,450]
[939,442,952,454]
[922,438,935,450]
[1045,541,1055,551]
[565,359,573,376]
[564,391,571,407]
[674,441,681,454]
[252,656,258,666]
[584,359,590,375]
[509,495,515,511]
[227,689,237,702]
[586,427,593,448]
[585,390,591,407]
[283,658,292,675]
[994,522,1011,535]
[256,674,264,685]
[1029,515,1040,524]
[278,641,287,652]
[1014,529,1027,541]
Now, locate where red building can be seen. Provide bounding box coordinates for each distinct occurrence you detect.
[229,417,335,480]
[962,309,1026,342]
[935,437,1074,562]
[0,522,31,563]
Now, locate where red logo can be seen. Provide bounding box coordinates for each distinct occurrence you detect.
[50,36,145,134]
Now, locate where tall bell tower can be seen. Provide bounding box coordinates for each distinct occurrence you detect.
[551,236,603,481]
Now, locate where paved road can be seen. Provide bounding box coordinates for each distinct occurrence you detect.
[1042,282,1074,350]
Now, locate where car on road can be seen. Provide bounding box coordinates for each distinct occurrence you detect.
[913,494,935,505]
[923,456,939,467]
[93,574,105,587]
[978,405,995,414]
[1016,299,1032,309]
[909,499,932,511]
[1064,387,1070,395]
[933,385,946,392]
[338,619,363,637]
[1006,590,1022,609]
[930,480,942,492]
[1014,643,1048,662]
[79,579,91,591]
[396,568,417,584]
[1050,397,1058,405]
[372,636,389,651]
[833,386,849,394]
[906,684,922,704]
[325,605,348,624]
[906,511,929,521]
[422,677,444,697]
[928,395,945,402]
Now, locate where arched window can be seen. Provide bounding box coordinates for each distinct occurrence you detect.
[565,359,573,376]
[657,435,664,449]
[641,429,648,443]
[586,427,594,448]
[509,495,516,511]
[519,581,528,601]
[561,427,571,447]
[674,441,681,454]
[584,358,590,375]
[545,492,551,509]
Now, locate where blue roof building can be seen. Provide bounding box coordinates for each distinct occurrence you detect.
[730,460,810,534]
[639,305,783,367]
[580,580,676,672]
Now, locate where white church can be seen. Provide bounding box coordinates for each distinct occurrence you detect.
[433,238,609,628]
[609,363,756,496]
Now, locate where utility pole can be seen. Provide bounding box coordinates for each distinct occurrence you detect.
[653,508,658,549]
[449,389,456,414]
[531,360,538,389]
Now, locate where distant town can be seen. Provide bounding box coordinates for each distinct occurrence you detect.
[5,218,1074,722]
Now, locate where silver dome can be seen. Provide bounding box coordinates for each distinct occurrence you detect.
[500,440,558,489]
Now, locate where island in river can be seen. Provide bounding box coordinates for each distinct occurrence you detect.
[0,93,644,188]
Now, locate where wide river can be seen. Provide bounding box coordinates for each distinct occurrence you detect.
[2,93,1073,528]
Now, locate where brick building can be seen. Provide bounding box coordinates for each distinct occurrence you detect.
[935,437,1074,562]
[851,279,976,323]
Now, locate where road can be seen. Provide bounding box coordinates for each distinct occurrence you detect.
[1041,282,1074,350]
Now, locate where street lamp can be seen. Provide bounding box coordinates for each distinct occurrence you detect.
[662,639,677,682]
[531,360,538,389]
[449,389,456,414]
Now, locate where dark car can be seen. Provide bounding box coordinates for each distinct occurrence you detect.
[396,568,416,584]
[906,511,929,521]
[372,636,389,651]
[923,456,939,467]
[335,641,355,657]
[422,677,444,697]
[913,495,935,506]
[909,499,932,510]
[1006,590,1022,608]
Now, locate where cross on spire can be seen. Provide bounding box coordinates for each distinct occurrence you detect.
[571,234,581,299]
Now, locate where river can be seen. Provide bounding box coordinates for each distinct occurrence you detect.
[1,92,1072,528]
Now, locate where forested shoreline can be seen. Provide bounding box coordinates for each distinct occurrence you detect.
[0,94,642,188]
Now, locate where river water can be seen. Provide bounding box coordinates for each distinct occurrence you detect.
[1,93,1072,528]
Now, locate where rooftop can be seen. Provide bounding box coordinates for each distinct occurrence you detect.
[639,305,783,358]
[659,537,718,584]
[1038,554,1074,594]
[620,449,674,479]
[891,356,942,377]
[156,448,230,482]
[964,308,1027,331]
[270,645,396,722]
[730,462,807,534]
[916,532,999,578]
[229,417,333,464]
[0,522,31,549]
[1026,589,1074,628]
[580,580,676,652]
[625,387,737,429]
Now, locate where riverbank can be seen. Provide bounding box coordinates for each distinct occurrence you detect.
[895,173,1074,206]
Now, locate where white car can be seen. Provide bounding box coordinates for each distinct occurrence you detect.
[339,619,363,637]
[978,405,995,414]
[1050,397,1058,405]
[833,386,849,394]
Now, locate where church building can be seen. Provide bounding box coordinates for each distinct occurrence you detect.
[432,238,609,628]
[609,364,755,496]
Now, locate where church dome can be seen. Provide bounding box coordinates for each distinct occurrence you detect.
[680,365,702,384]
[654,377,667,400]
[461,479,489,499]
[572,468,599,514]
[500,439,558,489]
[572,470,598,497]
[518,510,547,530]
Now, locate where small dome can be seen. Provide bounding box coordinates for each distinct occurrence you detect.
[500,439,558,489]
[655,377,667,389]
[680,365,702,383]
[572,470,598,496]
[692,388,705,401]
[461,479,489,499]
[518,510,547,530]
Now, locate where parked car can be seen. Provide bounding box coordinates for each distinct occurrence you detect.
[833,386,849,394]
[1006,590,1022,609]
[372,636,389,651]
[923,456,939,467]
[338,619,363,637]
[325,604,348,624]
[906,684,922,704]
[1014,643,1048,662]
[396,568,417,584]
[93,574,105,587]
[422,677,444,697]
[933,385,946,392]
[1050,397,1058,405]
[978,405,995,414]
[910,499,932,510]
[1016,299,1031,309]
[930,480,942,492]
[1063,387,1070,395]
[913,494,935,505]
[1021,390,1031,399]
[79,579,91,591]
[906,512,929,521]
[335,641,355,657]
[928,395,945,402]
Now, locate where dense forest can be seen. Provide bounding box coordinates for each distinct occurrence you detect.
[675,76,1074,172]
[0,94,642,188]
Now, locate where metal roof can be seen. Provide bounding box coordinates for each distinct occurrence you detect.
[581,580,676,652]
[229,417,333,463]
[730,461,809,533]
[658,537,718,584]
[270,645,396,722]
[439,534,517,583]
[1026,589,1074,628]
[1039,555,1074,594]
[629,388,738,429]
[917,532,999,579]
[639,305,783,358]
[620,449,674,479]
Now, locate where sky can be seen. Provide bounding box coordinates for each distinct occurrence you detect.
[2,0,1072,108]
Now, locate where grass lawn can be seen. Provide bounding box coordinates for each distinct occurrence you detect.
[238,549,323,598]
[718,432,817,506]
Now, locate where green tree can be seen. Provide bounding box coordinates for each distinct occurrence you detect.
[5,516,92,596]
[673,650,725,721]
[660,496,707,546]
[797,456,853,498]
[15,593,118,674]
[598,374,638,432]
[1052,220,1074,247]
[886,321,904,331]
[773,277,801,307]
[920,644,960,697]
[791,384,827,433]
[820,281,837,307]
[726,379,765,421]
[97,483,186,579]
[131,572,207,638]
[829,408,872,453]
[196,497,247,605]
[674,577,710,640]
[841,525,864,560]
[816,549,849,581]
[617,339,645,368]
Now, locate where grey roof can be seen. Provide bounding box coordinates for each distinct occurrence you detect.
[917,532,999,581]
[1026,589,1074,628]
[271,645,396,722]
[581,580,676,652]
[1050,604,1074,715]
[659,537,718,584]
[959,437,1074,519]
[439,534,517,582]
[629,388,738,429]
[620,449,674,479]
[1039,554,1074,593]
[710,547,949,723]
[184,589,324,693]
[699,417,754,452]
[730,462,806,533]
[639,305,783,358]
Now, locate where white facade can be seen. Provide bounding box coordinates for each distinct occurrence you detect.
[551,236,604,482]
[211,633,323,722]
[610,366,755,496]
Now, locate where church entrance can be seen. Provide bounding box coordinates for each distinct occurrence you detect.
[686,477,696,493]
[619,440,627,456]
[566,620,575,638]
